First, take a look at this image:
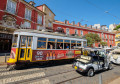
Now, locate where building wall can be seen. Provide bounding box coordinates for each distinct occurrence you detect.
[109,24,116,31]
[37,4,55,28]
[0,0,45,53]
[43,5,55,28]
[0,0,45,30]
[53,22,115,48]
[115,32,120,46]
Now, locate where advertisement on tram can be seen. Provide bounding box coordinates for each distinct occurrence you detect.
[32,50,81,61]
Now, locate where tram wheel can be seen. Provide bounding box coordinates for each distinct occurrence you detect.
[8,65,15,71]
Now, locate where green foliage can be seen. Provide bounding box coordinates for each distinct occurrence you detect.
[85,33,101,47]
[85,37,94,47]
[100,41,107,47]
[114,25,120,30]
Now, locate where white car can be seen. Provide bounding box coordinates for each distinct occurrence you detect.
[109,49,120,64]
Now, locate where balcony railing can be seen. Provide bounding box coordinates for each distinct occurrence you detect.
[55,28,65,33]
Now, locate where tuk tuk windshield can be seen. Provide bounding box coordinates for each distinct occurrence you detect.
[98,51,106,57]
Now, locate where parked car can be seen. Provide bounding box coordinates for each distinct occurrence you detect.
[73,48,112,77]
[109,48,120,64]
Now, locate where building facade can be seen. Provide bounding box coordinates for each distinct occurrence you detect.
[109,24,117,31]
[0,0,45,53]
[92,24,101,29]
[114,31,120,47]
[53,20,115,48]
[37,4,55,30]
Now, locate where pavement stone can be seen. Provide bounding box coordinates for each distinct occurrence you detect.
[108,77,120,84]
[0,63,119,84]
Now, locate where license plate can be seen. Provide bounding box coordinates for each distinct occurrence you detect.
[74,66,77,70]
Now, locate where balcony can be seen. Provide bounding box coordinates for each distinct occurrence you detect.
[46,27,53,32]
[115,39,120,41]
[55,28,65,33]
[102,37,105,39]
[115,37,120,41]
[71,34,78,36]
[105,37,108,40]
[115,37,120,39]
[0,15,20,29]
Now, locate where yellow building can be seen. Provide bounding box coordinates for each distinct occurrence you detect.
[114,31,120,47]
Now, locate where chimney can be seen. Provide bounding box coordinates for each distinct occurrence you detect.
[64,20,67,24]
[84,24,87,28]
[71,21,75,26]
[96,26,97,29]
[77,22,81,27]
[29,1,35,6]
[89,25,92,29]
[64,20,69,24]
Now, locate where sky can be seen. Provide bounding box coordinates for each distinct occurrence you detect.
[25,0,120,28]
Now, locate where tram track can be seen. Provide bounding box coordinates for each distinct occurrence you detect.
[0,64,119,84]
[56,64,118,84]
[0,64,74,84]
[10,64,118,84]
[8,69,76,84]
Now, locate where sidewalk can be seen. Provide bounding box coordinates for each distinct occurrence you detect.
[0,56,9,66]
[108,77,120,84]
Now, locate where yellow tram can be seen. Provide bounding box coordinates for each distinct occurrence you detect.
[7,29,87,69]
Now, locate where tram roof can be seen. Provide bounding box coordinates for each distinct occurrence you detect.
[14,29,87,41]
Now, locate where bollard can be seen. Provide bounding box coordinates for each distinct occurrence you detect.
[5,53,7,63]
[99,74,102,84]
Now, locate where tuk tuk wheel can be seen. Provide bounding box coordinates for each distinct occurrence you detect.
[87,68,94,77]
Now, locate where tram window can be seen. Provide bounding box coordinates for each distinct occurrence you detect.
[21,36,27,47]
[27,49,30,58]
[28,37,32,47]
[47,38,55,49]
[64,40,70,49]
[20,49,25,58]
[77,41,81,46]
[57,39,63,49]
[71,40,76,49]
[12,34,18,47]
[37,37,46,49]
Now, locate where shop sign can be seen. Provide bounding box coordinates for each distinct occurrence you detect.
[0,33,12,39]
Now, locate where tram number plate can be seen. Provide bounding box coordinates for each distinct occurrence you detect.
[74,66,77,70]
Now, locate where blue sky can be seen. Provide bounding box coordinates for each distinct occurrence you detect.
[26,0,120,27]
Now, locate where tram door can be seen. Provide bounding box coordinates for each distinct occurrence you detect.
[18,36,33,61]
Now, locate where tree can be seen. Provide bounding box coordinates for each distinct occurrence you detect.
[113,25,120,30]
[100,41,107,48]
[85,33,101,47]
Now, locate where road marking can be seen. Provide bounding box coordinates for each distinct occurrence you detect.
[29,79,50,84]
[0,68,42,76]
[0,72,45,84]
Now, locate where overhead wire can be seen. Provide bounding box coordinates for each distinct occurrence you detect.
[85,0,120,20]
[35,0,94,24]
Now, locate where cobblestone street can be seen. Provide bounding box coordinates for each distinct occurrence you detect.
[0,63,120,84]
